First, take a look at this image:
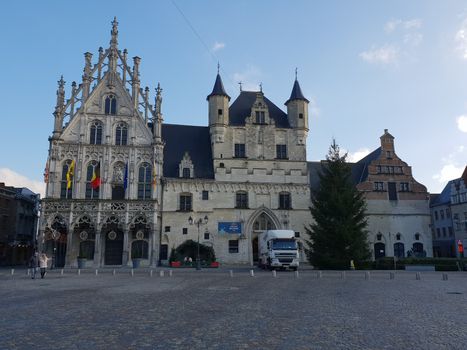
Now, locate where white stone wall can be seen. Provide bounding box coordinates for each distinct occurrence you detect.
[161,179,312,264]
[366,199,432,257]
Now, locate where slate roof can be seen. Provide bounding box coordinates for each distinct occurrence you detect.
[206,74,230,100]
[285,79,309,104]
[229,91,290,128]
[307,161,323,193]
[430,180,454,207]
[307,147,382,193]
[161,124,214,179]
[350,147,382,185]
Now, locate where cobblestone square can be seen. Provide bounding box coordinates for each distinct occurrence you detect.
[1,268,467,350]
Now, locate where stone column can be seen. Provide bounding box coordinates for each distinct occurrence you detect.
[122,228,129,266]
[94,232,101,268]
[151,226,158,267]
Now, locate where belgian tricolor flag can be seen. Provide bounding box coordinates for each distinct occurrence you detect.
[91,162,101,190]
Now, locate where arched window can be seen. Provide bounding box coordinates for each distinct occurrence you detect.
[90,121,103,145]
[105,94,117,115]
[115,122,128,146]
[253,213,274,231]
[85,161,100,199]
[235,191,248,209]
[138,163,152,200]
[396,233,401,241]
[60,160,73,199]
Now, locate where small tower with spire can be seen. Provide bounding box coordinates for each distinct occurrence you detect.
[285,71,309,130]
[207,66,230,143]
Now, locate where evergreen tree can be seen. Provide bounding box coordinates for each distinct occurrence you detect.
[305,140,370,269]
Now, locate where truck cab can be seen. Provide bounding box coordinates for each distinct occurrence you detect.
[258,230,299,270]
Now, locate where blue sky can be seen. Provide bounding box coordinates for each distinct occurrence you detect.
[0,0,466,196]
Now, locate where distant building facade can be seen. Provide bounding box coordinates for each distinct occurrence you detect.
[430,184,455,257]
[0,183,40,265]
[352,130,433,259]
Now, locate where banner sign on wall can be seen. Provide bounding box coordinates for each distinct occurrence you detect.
[218,222,242,234]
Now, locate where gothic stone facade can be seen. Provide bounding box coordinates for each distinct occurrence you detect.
[40,20,432,267]
[40,20,311,267]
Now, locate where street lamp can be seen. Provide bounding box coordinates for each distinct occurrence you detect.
[188,215,208,270]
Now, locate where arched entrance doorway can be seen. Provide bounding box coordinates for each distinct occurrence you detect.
[249,211,278,264]
[374,242,386,259]
[103,216,124,265]
[44,216,68,268]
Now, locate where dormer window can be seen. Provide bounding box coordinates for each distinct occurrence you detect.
[255,111,265,124]
[105,94,117,115]
[179,152,194,178]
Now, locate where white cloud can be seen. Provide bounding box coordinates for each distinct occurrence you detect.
[384,19,422,33]
[404,19,422,30]
[433,164,464,184]
[385,19,402,33]
[403,32,423,46]
[457,115,467,132]
[345,148,371,163]
[211,41,225,52]
[309,96,321,118]
[359,45,399,65]
[0,168,45,197]
[232,65,262,91]
[455,17,467,59]
[433,146,466,184]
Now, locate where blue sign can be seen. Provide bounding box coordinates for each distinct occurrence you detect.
[218,222,242,234]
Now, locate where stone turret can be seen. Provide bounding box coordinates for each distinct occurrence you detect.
[207,71,230,143]
[285,78,309,130]
[285,77,309,146]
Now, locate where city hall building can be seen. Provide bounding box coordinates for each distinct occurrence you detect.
[39,19,431,268]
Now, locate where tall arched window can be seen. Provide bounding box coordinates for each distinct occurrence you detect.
[60,160,73,199]
[85,161,100,199]
[90,121,103,145]
[105,94,117,115]
[115,122,128,146]
[138,163,152,200]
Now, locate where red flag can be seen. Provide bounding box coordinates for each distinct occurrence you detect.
[91,162,101,189]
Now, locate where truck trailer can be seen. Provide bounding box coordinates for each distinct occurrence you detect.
[258,230,299,270]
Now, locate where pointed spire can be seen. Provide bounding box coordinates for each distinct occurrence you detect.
[207,72,230,100]
[155,83,163,116]
[110,17,119,49]
[55,76,65,113]
[285,76,309,105]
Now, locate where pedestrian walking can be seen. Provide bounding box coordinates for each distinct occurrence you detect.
[39,253,50,279]
[29,252,39,279]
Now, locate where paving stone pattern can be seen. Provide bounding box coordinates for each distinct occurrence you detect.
[1,268,467,350]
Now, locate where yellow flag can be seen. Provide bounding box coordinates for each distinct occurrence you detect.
[66,160,75,190]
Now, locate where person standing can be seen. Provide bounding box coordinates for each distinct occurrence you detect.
[39,253,50,279]
[29,252,39,279]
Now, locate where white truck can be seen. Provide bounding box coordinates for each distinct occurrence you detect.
[258,230,299,270]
